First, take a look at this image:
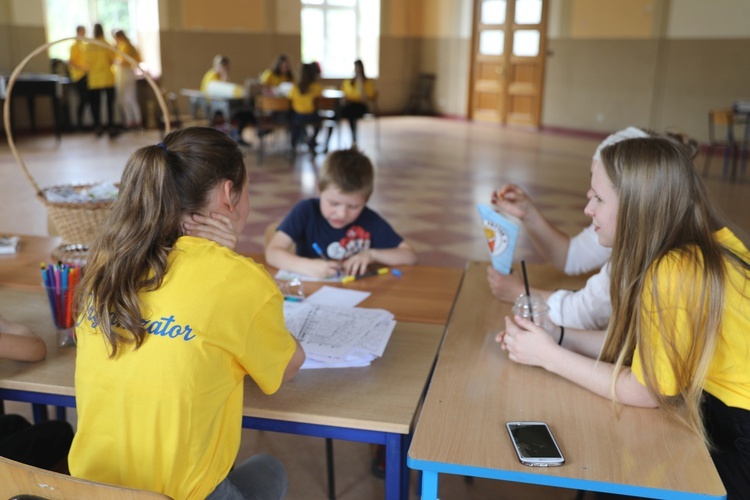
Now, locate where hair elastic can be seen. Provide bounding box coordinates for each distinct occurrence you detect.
[156,142,168,155]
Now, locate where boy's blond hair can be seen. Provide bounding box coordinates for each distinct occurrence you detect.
[318,148,374,198]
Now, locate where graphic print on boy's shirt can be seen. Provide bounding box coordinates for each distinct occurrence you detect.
[325,226,371,260]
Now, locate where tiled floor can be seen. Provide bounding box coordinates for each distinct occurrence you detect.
[1,117,748,499]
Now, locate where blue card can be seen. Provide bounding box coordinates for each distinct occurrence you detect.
[477,204,520,274]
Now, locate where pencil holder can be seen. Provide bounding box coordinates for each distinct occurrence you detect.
[42,262,82,347]
[275,277,305,302]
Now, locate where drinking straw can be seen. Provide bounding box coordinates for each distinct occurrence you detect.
[521,260,533,319]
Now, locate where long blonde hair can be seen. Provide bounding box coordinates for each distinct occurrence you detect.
[76,127,246,357]
[598,137,739,443]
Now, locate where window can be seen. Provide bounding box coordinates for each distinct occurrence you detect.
[43,0,161,77]
[301,0,380,79]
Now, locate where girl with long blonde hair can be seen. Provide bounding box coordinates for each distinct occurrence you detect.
[500,136,750,496]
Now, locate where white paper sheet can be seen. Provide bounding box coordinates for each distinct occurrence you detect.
[283,303,396,369]
[275,269,344,283]
[305,286,371,308]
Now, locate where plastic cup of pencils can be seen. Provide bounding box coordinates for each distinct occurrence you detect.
[275,277,305,303]
[43,284,76,347]
[511,294,555,335]
[41,263,81,347]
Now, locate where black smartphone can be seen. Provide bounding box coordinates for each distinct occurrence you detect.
[506,421,565,467]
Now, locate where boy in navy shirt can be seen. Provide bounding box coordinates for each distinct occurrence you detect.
[266,148,418,278]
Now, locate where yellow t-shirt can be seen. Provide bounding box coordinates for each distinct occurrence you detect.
[341,78,376,102]
[115,40,141,69]
[69,237,297,500]
[68,40,87,82]
[289,82,323,114]
[200,69,220,93]
[85,38,115,89]
[260,69,293,88]
[631,228,750,410]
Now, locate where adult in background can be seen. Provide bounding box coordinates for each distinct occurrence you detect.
[113,29,142,130]
[68,25,90,131]
[86,23,118,138]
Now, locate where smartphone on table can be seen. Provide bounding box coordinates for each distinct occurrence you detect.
[506,421,565,467]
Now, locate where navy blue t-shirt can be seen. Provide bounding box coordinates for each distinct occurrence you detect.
[277,199,403,260]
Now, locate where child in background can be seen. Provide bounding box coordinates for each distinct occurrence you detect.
[200,54,230,94]
[260,54,294,90]
[70,127,305,500]
[289,62,323,153]
[500,137,750,496]
[339,59,377,146]
[0,315,73,472]
[266,147,418,278]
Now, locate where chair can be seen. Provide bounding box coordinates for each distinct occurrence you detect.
[702,108,738,179]
[316,95,341,152]
[254,95,292,164]
[362,96,380,149]
[0,455,171,499]
[405,73,436,115]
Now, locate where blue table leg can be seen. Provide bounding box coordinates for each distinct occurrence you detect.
[421,470,439,500]
[400,434,411,500]
[32,403,48,423]
[385,432,401,500]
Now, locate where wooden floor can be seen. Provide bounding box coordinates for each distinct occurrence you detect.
[1,118,748,499]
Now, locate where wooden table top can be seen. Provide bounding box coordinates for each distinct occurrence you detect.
[0,237,463,326]
[244,321,443,434]
[254,256,463,326]
[0,288,75,397]
[0,288,442,436]
[408,261,726,497]
[0,235,61,291]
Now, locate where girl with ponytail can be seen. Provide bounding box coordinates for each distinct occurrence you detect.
[70,127,304,500]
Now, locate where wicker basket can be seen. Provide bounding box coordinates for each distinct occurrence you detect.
[2,37,171,246]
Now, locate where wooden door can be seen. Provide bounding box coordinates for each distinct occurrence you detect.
[469,0,548,127]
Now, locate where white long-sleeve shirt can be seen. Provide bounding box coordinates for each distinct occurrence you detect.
[547,224,612,330]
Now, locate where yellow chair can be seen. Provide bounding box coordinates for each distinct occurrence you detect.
[0,455,171,499]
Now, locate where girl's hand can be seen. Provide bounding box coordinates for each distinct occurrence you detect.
[486,265,525,303]
[182,212,239,250]
[491,184,535,220]
[342,250,373,276]
[497,315,558,368]
[308,259,342,279]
